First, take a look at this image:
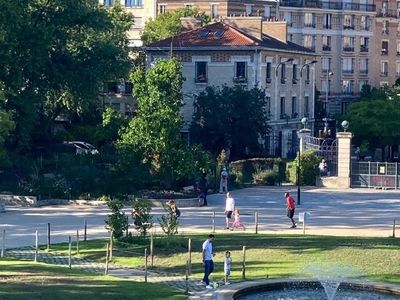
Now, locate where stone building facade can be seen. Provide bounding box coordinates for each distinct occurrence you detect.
[146,17,317,158]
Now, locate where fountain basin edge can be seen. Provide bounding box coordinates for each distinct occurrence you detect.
[212,278,400,300]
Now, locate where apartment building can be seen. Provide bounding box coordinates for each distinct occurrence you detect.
[145,17,317,158]
[371,0,400,88]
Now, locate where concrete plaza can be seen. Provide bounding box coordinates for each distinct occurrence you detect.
[1,186,400,249]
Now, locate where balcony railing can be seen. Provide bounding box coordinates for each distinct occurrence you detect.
[360,46,368,52]
[322,45,331,51]
[195,76,207,83]
[376,9,399,18]
[266,78,272,84]
[280,0,375,12]
[343,25,355,30]
[304,23,316,28]
[233,76,247,83]
[343,46,354,52]
[381,71,388,76]
[359,69,368,75]
[381,49,389,55]
[342,69,354,74]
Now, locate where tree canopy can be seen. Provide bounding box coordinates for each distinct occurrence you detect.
[344,85,400,148]
[0,0,134,150]
[190,85,270,160]
[141,7,210,45]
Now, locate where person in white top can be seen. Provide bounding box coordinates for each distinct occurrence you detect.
[224,192,235,229]
[219,167,228,193]
[224,250,232,285]
[201,234,215,289]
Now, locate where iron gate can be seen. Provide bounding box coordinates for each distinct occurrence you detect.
[351,161,400,189]
[303,136,338,176]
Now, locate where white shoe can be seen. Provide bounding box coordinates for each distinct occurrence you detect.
[199,280,205,284]
[225,282,230,285]
[205,285,213,289]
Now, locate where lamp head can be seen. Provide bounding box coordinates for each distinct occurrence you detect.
[285,58,294,63]
[341,120,349,132]
[301,117,308,129]
[310,60,318,64]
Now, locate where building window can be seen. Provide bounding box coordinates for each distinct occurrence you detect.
[280,63,287,84]
[305,65,310,84]
[303,35,315,50]
[360,37,369,52]
[266,62,272,83]
[382,41,389,54]
[342,58,354,74]
[234,62,247,82]
[291,96,297,118]
[264,5,271,18]
[304,13,315,27]
[322,35,331,51]
[383,20,389,34]
[125,0,143,7]
[342,80,353,94]
[381,61,388,76]
[359,80,368,92]
[245,4,252,15]
[280,97,286,117]
[359,58,368,74]
[343,15,354,29]
[104,0,115,7]
[322,57,331,72]
[158,4,166,14]
[382,0,388,15]
[323,14,332,29]
[343,36,354,51]
[292,64,297,83]
[211,4,218,19]
[195,62,207,82]
[304,96,309,116]
[361,16,370,30]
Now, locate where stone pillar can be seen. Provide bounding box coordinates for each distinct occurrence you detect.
[336,132,352,188]
[297,128,311,153]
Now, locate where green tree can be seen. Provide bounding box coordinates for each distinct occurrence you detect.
[97,107,128,144]
[141,7,210,45]
[105,196,128,239]
[0,1,134,150]
[190,85,270,160]
[118,59,209,187]
[131,198,153,237]
[0,83,15,167]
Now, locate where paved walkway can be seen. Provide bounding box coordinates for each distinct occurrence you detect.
[5,247,207,296]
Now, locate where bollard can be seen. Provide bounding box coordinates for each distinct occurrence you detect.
[105,243,110,275]
[303,213,306,235]
[84,219,87,241]
[255,212,259,234]
[212,211,216,233]
[393,219,396,238]
[76,230,79,254]
[47,223,51,250]
[68,236,72,269]
[242,246,246,280]
[126,215,129,237]
[34,230,39,262]
[144,248,148,283]
[185,260,189,294]
[187,238,192,276]
[1,229,5,258]
[109,232,113,260]
[150,232,154,268]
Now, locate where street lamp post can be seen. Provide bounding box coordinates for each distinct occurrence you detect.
[325,71,333,117]
[296,117,309,205]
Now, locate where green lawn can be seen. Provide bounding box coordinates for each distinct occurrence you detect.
[0,259,186,300]
[46,233,400,284]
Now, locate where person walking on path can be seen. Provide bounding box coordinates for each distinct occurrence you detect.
[231,209,246,231]
[219,167,228,193]
[201,234,215,289]
[198,173,208,206]
[224,192,235,229]
[285,192,297,228]
[224,251,232,285]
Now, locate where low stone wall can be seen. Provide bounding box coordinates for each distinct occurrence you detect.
[0,194,38,206]
[36,199,105,206]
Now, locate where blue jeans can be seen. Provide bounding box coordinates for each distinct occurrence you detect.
[202,260,214,285]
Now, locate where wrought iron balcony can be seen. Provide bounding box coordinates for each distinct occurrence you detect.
[279,0,375,12]
[322,45,331,51]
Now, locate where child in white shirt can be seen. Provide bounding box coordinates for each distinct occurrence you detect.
[224,251,232,285]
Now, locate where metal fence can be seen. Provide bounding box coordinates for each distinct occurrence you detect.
[304,136,338,176]
[351,161,400,189]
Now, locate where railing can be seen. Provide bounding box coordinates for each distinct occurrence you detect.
[351,161,400,189]
[360,46,368,52]
[280,0,375,12]
[322,45,331,51]
[376,9,399,18]
[233,76,247,83]
[343,46,354,52]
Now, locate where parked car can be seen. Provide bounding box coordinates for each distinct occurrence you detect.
[63,141,99,155]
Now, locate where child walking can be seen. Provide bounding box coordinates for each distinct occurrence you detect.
[231,209,246,231]
[224,251,232,285]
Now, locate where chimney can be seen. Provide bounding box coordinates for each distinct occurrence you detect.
[262,20,288,43]
[180,17,203,32]
[222,16,263,40]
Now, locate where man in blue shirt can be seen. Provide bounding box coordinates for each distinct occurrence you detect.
[201,234,215,289]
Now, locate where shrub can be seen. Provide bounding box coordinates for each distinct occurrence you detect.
[131,198,153,236]
[253,168,279,185]
[105,196,128,239]
[231,158,283,185]
[287,150,320,185]
[158,204,179,236]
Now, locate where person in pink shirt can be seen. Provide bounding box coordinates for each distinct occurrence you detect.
[285,192,297,228]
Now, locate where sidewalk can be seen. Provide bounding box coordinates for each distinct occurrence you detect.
[5,247,207,296]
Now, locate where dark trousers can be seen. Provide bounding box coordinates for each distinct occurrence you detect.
[202,260,214,285]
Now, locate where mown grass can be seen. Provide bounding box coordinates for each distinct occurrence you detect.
[45,233,400,284]
[0,259,186,300]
